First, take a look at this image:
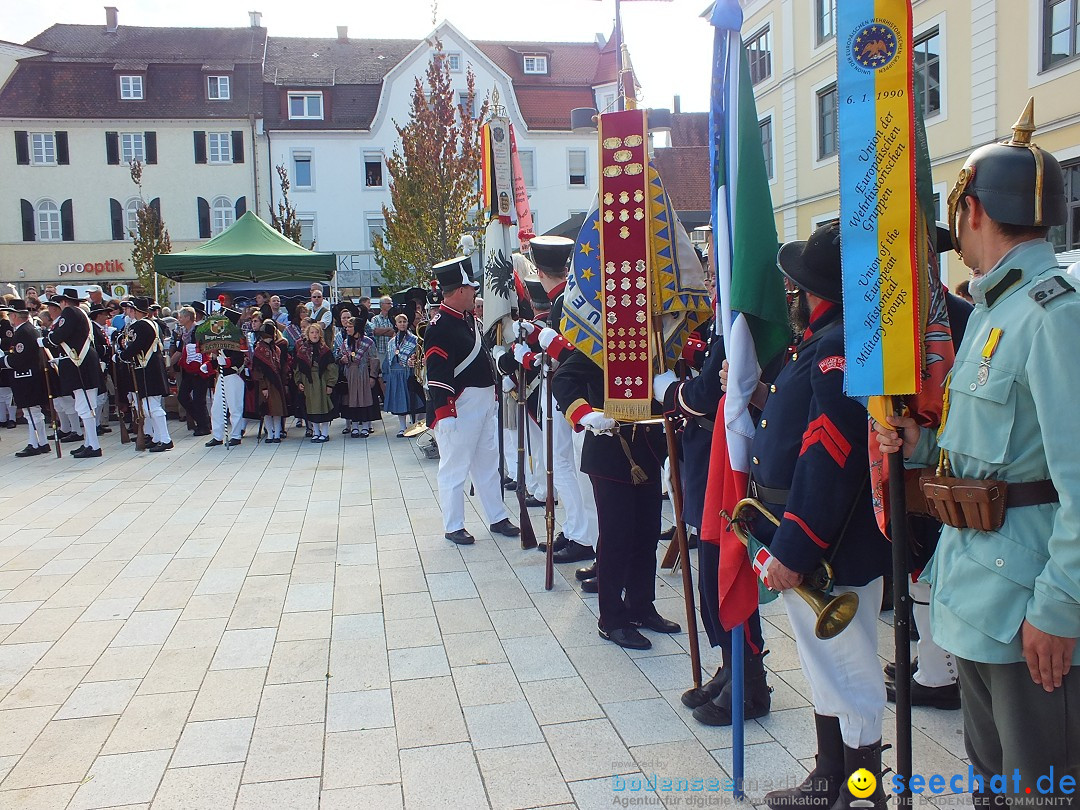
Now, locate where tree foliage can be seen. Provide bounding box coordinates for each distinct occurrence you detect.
[269,164,310,247]
[373,39,490,289]
[128,160,173,300]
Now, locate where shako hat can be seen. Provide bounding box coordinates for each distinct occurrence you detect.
[432,256,478,291]
[530,235,575,275]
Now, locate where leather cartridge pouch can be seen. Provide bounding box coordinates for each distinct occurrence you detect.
[920,476,1007,531]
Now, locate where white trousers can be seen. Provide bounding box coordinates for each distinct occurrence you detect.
[0,387,13,422]
[71,387,99,450]
[24,405,49,447]
[211,374,245,441]
[54,395,79,435]
[571,426,599,548]
[539,380,589,544]
[503,419,546,498]
[436,386,510,533]
[784,576,886,748]
[138,396,170,444]
[911,579,957,687]
[95,389,109,427]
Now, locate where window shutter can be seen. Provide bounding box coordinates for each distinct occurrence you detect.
[15,131,30,165]
[235,196,247,218]
[105,131,120,165]
[150,198,161,218]
[144,132,157,164]
[197,197,211,238]
[60,199,74,241]
[20,199,35,241]
[110,198,124,240]
[231,130,244,163]
[55,132,70,165]
[194,131,207,164]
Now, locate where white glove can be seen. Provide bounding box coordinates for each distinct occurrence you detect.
[0,349,6,360]
[515,320,537,338]
[100,361,107,373]
[512,343,534,367]
[502,375,516,393]
[580,411,617,434]
[36,336,46,348]
[537,327,559,350]
[653,370,677,403]
[491,345,507,363]
[437,416,458,436]
[216,351,228,366]
[199,363,209,375]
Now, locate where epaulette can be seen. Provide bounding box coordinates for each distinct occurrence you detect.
[1028,275,1076,308]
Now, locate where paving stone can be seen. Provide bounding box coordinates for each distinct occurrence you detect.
[1,715,117,790]
[235,776,320,809]
[171,717,256,767]
[477,742,574,810]
[322,727,399,789]
[151,763,244,810]
[399,741,488,809]
[67,749,171,810]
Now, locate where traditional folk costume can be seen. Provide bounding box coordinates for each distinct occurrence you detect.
[251,324,291,443]
[383,328,424,435]
[294,336,338,442]
[338,330,381,437]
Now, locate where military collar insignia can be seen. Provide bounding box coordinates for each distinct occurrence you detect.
[1029,275,1075,307]
[984,267,1023,308]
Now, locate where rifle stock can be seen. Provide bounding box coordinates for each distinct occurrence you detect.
[516,346,537,550]
[40,347,61,459]
[544,352,555,590]
[129,362,146,451]
[111,363,130,444]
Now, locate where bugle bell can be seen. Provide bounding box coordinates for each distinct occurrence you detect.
[402,420,429,438]
[727,498,859,640]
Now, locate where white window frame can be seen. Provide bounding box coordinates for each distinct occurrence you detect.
[523,54,549,74]
[914,13,948,125]
[30,132,56,166]
[759,113,776,183]
[366,213,386,250]
[36,199,62,241]
[446,52,462,72]
[457,91,476,119]
[518,149,536,188]
[297,213,316,248]
[567,148,588,188]
[119,75,143,100]
[746,25,773,85]
[292,150,314,190]
[207,132,232,164]
[211,196,235,237]
[120,132,145,165]
[287,92,324,120]
[207,75,231,100]
[811,77,839,168]
[363,151,384,188]
[816,0,837,46]
[124,198,142,240]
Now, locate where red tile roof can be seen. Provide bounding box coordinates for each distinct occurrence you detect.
[670,112,709,148]
[653,146,711,213]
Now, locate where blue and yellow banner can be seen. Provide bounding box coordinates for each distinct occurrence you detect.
[837,1,921,396]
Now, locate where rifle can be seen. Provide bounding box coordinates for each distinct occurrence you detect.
[39,346,61,458]
[543,350,555,590]
[515,324,537,550]
[128,361,147,451]
[111,361,130,444]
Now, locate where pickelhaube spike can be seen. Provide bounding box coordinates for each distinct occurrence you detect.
[1009,96,1036,147]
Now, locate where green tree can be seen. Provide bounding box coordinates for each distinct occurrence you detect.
[373,39,489,289]
[128,160,173,300]
[269,164,310,247]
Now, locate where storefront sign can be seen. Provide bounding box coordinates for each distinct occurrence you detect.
[58,259,127,276]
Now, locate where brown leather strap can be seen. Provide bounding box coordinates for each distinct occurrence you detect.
[1007,480,1058,508]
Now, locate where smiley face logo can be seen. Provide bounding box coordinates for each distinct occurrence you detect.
[847,769,877,798]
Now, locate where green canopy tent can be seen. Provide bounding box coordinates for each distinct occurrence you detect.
[154,211,336,283]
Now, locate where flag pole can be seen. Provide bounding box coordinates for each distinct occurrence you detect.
[889,396,913,808]
[732,624,745,800]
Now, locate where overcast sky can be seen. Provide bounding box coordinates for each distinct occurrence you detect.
[2,0,717,112]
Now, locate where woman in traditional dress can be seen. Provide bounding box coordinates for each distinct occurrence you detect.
[337,316,381,438]
[251,320,290,443]
[293,323,338,443]
[383,313,424,437]
[284,304,309,434]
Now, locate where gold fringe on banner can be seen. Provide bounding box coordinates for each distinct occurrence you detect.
[604,400,653,422]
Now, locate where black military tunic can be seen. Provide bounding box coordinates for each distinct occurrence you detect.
[118,318,169,397]
[2,321,49,409]
[0,315,13,391]
[423,303,494,425]
[43,305,103,395]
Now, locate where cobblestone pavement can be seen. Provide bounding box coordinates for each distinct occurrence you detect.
[0,423,968,809]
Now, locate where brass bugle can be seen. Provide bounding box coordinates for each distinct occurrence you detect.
[402,420,429,438]
[729,498,859,640]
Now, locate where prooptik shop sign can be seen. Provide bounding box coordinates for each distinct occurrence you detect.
[58,259,127,276]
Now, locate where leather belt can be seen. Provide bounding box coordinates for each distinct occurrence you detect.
[1006,479,1058,508]
[751,480,789,506]
[694,416,714,432]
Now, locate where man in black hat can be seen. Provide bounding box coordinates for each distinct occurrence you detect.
[117,296,173,452]
[426,256,519,545]
[88,304,113,435]
[0,299,52,455]
[752,220,889,810]
[39,288,104,457]
[0,301,15,428]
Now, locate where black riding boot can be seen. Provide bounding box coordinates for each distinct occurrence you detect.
[764,714,844,809]
[681,645,733,709]
[829,741,888,810]
[691,650,771,726]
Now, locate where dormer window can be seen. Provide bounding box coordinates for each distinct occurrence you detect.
[119,75,143,100]
[288,92,324,120]
[523,54,549,75]
[207,75,231,100]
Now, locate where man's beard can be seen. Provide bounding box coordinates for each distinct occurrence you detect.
[788,290,811,335]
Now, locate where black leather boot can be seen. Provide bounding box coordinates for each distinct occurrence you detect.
[828,741,888,810]
[764,714,844,809]
[682,645,732,709]
[692,650,771,726]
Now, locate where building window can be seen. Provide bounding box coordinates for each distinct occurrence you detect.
[816,0,837,45]
[208,132,232,163]
[518,149,536,188]
[913,28,942,119]
[523,54,549,74]
[599,91,616,113]
[366,214,385,249]
[1051,160,1080,250]
[363,152,383,187]
[31,133,56,165]
[121,132,145,164]
[747,26,772,85]
[207,75,231,100]
[446,52,462,72]
[125,198,142,239]
[36,200,62,241]
[293,152,313,188]
[288,92,323,120]
[1043,0,1080,69]
[817,83,838,159]
[759,116,774,180]
[568,149,587,186]
[298,214,316,248]
[211,196,235,236]
[119,75,143,100]
[457,91,476,119]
